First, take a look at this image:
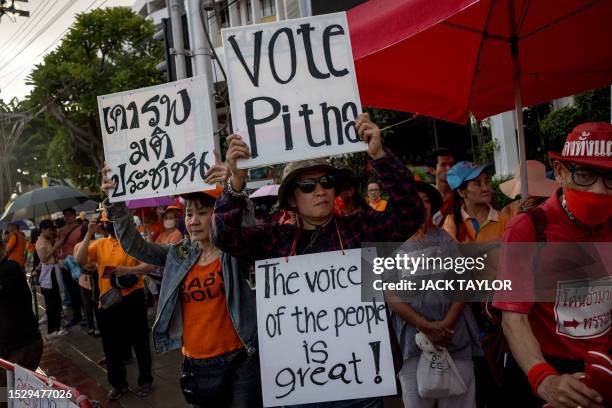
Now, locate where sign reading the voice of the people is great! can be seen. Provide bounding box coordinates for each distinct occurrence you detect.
[255,248,396,407]
[222,12,366,168]
[98,76,215,202]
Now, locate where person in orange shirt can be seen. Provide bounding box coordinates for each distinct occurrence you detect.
[100,154,262,408]
[76,216,153,401]
[136,209,163,241]
[367,180,388,211]
[144,205,184,306]
[155,206,183,244]
[441,160,509,407]
[442,161,508,243]
[57,208,84,327]
[4,222,27,269]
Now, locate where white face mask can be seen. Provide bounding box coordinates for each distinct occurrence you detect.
[94,233,104,240]
[163,219,176,230]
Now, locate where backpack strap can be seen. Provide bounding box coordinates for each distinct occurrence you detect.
[526,208,548,285]
[526,207,547,243]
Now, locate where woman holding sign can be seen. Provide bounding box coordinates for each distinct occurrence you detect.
[99,155,262,408]
[213,113,425,408]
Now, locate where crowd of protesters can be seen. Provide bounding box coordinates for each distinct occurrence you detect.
[0,117,610,408]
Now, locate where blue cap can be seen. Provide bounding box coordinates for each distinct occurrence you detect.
[447,161,493,190]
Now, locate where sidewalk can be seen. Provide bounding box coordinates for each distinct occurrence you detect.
[36,292,185,408]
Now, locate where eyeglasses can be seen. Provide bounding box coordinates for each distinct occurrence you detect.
[295,175,335,194]
[564,163,612,189]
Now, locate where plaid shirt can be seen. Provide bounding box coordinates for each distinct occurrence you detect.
[212,150,424,263]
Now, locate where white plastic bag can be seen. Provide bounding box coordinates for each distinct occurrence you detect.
[415,332,468,399]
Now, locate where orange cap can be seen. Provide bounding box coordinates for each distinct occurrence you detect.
[203,184,224,198]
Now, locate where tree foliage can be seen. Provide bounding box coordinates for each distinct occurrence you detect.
[539,87,611,154]
[27,7,164,170]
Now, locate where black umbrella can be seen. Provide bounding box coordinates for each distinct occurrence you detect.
[74,199,100,213]
[1,185,89,222]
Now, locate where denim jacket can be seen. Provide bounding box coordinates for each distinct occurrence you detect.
[104,200,257,356]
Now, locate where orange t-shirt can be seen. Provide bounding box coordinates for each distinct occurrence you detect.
[154,229,183,245]
[369,199,388,212]
[87,237,144,296]
[181,259,243,359]
[58,223,82,260]
[6,231,26,267]
[137,223,163,241]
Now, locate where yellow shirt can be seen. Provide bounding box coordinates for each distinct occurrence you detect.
[442,205,508,243]
[369,199,388,212]
[87,237,144,296]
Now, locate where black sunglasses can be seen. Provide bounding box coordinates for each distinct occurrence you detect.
[295,174,336,194]
[564,163,612,189]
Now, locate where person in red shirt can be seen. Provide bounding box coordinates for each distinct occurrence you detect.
[493,123,612,408]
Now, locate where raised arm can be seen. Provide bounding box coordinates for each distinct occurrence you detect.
[100,166,169,267]
[211,134,280,263]
[354,113,424,242]
[75,222,95,266]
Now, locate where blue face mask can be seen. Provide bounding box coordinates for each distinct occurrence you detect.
[94,233,104,240]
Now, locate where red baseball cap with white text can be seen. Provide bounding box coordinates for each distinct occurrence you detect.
[548,122,612,169]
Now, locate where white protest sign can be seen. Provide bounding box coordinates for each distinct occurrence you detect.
[13,364,79,408]
[223,12,366,168]
[98,75,215,202]
[255,248,396,407]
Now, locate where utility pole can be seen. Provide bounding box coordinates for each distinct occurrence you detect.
[185,0,219,150]
[0,0,29,21]
[167,0,187,79]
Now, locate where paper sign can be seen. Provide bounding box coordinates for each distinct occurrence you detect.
[223,12,366,168]
[255,248,396,406]
[98,76,215,202]
[13,364,79,408]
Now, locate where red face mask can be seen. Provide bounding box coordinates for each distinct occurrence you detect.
[564,188,612,226]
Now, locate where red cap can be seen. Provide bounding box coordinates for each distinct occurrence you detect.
[548,122,612,169]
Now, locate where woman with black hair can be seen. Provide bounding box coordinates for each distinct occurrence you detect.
[442,161,508,243]
[98,156,262,408]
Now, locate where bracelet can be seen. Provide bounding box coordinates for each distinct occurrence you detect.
[528,362,558,395]
[224,177,248,198]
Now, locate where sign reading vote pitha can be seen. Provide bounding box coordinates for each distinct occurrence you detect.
[98,76,215,202]
[255,248,396,406]
[222,12,366,168]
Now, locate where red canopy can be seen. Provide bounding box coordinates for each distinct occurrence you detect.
[348,0,612,124]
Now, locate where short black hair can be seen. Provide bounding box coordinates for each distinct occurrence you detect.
[62,208,77,216]
[367,180,382,190]
[182,192,216,210]
[428,147,454,168]
[39,219,55,231]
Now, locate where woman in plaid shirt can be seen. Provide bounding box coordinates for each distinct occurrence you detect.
[212,112,424,408]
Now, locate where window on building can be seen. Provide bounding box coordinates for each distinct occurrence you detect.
[260,0,276,17]
[247,0,252,22]
[218,3,230,28]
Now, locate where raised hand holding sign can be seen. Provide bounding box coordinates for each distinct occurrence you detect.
[223,12,367,168]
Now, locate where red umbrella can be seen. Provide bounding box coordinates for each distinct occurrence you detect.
[348,0,612,197]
